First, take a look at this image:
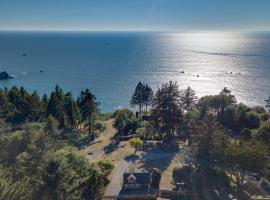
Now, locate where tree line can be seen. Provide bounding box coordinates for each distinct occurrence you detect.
[115,81,270,199]
[0,85,100,136]
[127,81,269,140]
[1,82,270,199]
[0,85,113,200]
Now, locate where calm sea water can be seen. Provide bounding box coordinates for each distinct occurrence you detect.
[0,31,270,112]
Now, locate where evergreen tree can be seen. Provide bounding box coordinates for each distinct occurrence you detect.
[77,89,99,134]
[29,91,43,121]
[189,115,228,199]
[41,94,49,112]
[225,138,270,192]
[0,89,15,120]
[130,82,144,114]
[143,84,153,115]
[265,95,270,112]
[47,85,65,122]
[7,86,32,123]
[64,92,80,129]
[180,86,198,110]
[219,87,236,120]
[151,81,182,141]
[190,114,227,169]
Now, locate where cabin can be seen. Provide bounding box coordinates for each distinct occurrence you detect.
[123,173,151,190]
[118,172,158,200]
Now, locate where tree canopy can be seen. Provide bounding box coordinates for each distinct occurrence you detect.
[130,82,153,115]
[151,81,183,140]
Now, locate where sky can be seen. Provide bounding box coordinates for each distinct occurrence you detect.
[0,0,270,31]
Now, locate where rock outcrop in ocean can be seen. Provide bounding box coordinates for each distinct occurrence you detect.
[0,71,14,80]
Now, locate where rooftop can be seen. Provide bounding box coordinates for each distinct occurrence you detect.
[123,172,151,185]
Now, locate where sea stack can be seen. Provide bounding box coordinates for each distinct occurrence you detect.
[0,71,14,80]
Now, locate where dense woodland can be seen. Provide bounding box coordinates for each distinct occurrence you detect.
[1,82,270,199]
[0,86,113,200]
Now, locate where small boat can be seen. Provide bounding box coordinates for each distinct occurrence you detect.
[40,70,44,73]
[22,53,26,57]
[197,75,200,77]
[181,71,185,73]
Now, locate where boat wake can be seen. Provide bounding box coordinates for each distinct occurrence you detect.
[189,50,262,57]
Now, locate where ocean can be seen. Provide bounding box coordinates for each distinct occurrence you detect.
[0,31,270,112]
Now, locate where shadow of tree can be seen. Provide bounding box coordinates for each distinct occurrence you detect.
[140,142,179,172]
[104,132,120,154]
[124,154,140,162]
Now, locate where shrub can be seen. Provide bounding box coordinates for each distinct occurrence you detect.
[257,123,270,147]
[246,111,261,129]
[97,159,114,177]
[94,121,106,134]
[44,115,59,135]
[261,113,270,122]
[97,159,114,185]
[240,128,252,140]
[113,109,138,135]
[129,137,142,153]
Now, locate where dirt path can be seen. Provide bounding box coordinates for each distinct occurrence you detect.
[80,119,116,160]
[103,160,130,197]
[80,119,185,193]
[80,119,135,198]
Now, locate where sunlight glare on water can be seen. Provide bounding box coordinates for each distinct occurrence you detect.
[155,32,270,108]
[0,32,270,111]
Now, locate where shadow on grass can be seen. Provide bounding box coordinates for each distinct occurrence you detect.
[124,154,140,162]
[104,132,120,154]
[140,142,179,172]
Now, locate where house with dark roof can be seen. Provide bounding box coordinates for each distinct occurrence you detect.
[118,172,158,200]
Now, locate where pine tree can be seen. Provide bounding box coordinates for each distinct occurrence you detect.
[130,82,144,114]
[64,92,80,129]
[29,91,43,121]
[190,114,227,169]
[7,86,31,122]
[47,85,64,121]
[180,86,198,110]
[77,89,99,134]
[143,84,153,115]
[189,115,228,199]
[42,94,49,108]
[0,89,15,119]
[152,81,182,140]
[265,95,270,112]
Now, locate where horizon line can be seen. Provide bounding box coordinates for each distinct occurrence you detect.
[0,29,270,33]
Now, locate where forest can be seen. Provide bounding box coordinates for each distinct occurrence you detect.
[1,82,270,199]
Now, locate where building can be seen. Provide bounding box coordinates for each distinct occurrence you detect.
[118,172,158,200]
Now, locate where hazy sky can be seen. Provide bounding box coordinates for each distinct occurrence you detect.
[0,0,270,31]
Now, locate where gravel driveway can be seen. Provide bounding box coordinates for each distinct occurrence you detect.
[104,160,131,197]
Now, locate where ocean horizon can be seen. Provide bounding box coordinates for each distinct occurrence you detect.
[0,31,270,112]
